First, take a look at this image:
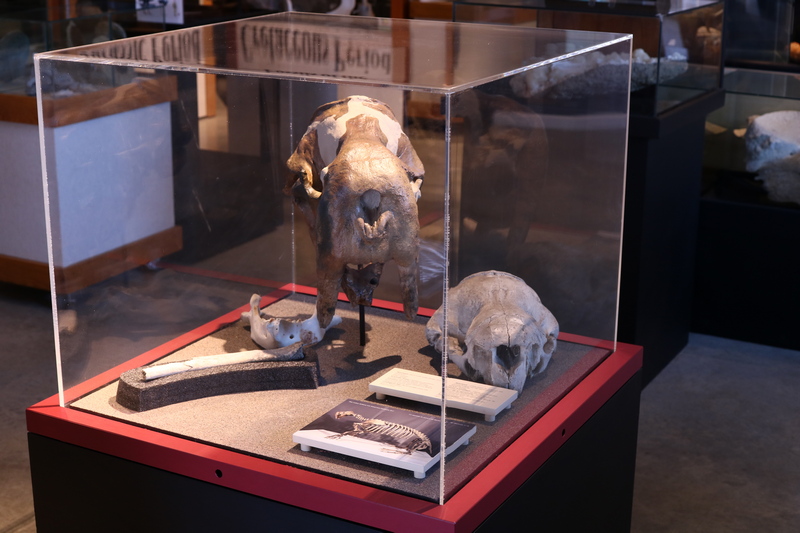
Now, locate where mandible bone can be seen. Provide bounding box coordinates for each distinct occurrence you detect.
[241,294,341,349]
[426,270,559,393]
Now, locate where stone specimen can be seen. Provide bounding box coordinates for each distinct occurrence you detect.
[510,48,687,99]
[745,110,800,205]
[426,271,559,393]
[142,343,305,381]
[116,341,319,412]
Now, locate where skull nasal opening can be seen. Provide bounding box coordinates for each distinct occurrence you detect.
[496,344,520,370]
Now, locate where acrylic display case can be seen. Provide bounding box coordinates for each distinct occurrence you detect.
[27,13,640,531]
[694,67,800,350]
[452,0,724,116]
[726,0,800,68]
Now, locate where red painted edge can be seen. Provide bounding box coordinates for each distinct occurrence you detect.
[27,335,641,532]
[430,342,642,531]
[29,281,641,532]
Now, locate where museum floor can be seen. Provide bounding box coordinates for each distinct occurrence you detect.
[1,279,798,532]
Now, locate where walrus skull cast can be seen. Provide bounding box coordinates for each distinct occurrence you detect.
[426,271,559,392]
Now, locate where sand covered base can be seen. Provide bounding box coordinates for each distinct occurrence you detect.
[71,294,609,501]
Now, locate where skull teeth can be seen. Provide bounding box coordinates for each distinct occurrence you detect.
[357,211,392,240]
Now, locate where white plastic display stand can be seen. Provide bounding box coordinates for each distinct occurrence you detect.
[369,368,518,422]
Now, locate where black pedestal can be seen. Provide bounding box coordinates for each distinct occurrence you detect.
[692,198,800,351]
[618,90,726,386]
[28,372,640,533]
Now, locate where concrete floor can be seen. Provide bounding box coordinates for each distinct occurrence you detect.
[1,278,799,532]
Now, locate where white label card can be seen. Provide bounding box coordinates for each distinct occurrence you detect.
[369,369,518,422]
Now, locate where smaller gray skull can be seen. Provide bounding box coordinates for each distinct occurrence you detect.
[426,271,558,392]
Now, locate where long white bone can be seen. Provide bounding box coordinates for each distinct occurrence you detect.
[142,345,304,381]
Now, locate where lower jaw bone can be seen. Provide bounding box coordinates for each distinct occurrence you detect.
[242,294,342,349]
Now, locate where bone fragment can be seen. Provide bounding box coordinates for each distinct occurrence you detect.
[142,343,304,381]
[242,294,342,348]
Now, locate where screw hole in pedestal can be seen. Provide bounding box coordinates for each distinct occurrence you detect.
[215,469,223,478]
[561,428,566,437]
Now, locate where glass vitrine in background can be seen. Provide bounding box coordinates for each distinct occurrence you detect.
[725,0,799,68]
[0,1,166,96]
[452,0,726,385]
[695,14,800,350]
[0,2,166,292]
[453,0,724,115]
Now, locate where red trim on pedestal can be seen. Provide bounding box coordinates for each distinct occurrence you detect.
[28,276,641,532]
[27,324,641,532]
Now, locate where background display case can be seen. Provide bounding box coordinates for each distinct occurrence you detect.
[452,0,724,116]
[726,0,799,68]
[0,1,166,291]
[451,0,726,385]
[28,13,640,531]
[0,2,166,97]
[693,2,800,352]
[694,67,800,350]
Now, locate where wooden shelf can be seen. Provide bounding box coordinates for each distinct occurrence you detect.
[0,76,178,127]
[0,225,183,293]
[42,76,178,128]
[0,93,39,125]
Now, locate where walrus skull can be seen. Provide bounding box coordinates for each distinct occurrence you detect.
[426,270,559,392]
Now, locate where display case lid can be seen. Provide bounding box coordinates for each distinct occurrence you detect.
[451,0,723,16]
[36,12,631,93]
[723,68,800,100]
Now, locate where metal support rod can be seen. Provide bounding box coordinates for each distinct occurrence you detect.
[359,304,366,346]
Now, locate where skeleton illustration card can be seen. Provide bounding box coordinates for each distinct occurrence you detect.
[293,399,475,478]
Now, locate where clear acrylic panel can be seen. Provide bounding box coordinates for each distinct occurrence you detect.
[36,13,630,504]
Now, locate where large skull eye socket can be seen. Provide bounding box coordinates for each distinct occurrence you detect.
[471,345,491,360]
[463,359,478,380]
[544,336,556,354]
[495,344,521,370]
